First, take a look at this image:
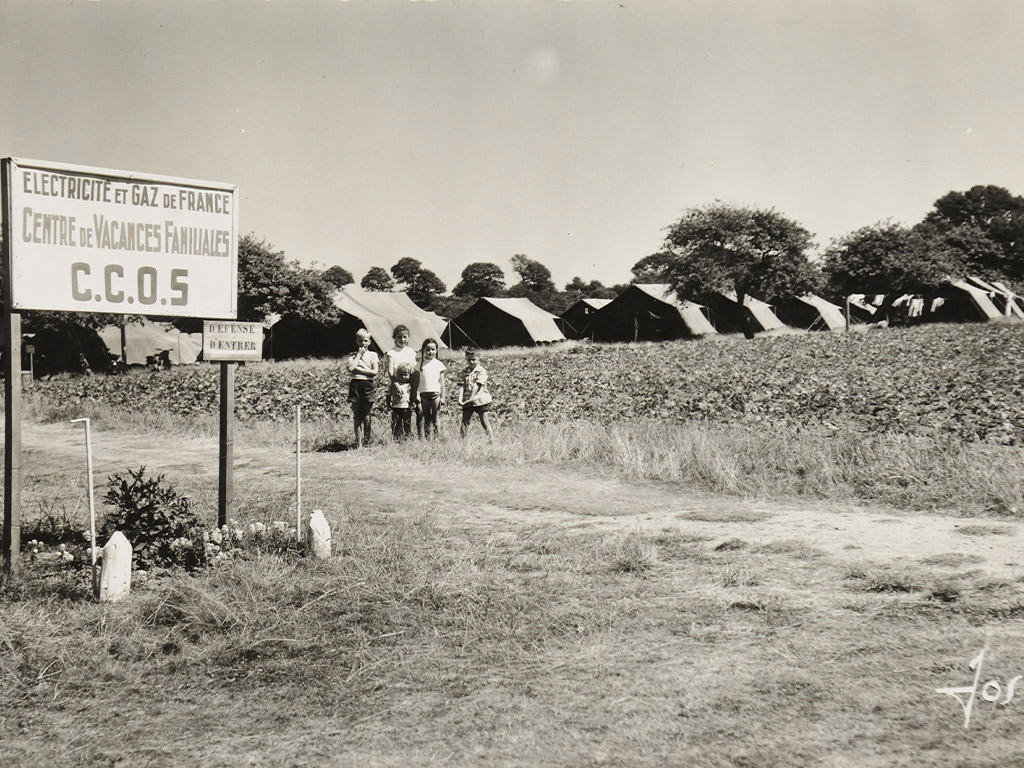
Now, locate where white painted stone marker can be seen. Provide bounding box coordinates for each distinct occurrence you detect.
[305,509,332,559]
[98,531,132,603]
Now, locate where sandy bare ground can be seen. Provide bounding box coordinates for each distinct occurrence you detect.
[16,421,1022,581]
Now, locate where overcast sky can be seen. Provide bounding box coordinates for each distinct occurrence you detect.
[3,0,1023,290]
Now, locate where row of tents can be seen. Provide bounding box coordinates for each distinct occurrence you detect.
[23,277,1024,374]
[558,277,1024,343]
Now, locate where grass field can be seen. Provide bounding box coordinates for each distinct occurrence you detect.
[4,328,1024,767]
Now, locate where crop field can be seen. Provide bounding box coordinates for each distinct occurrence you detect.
[31,322,1024,444]
[2,322,1024,767]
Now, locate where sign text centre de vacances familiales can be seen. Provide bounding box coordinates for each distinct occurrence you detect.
[7,157,238,319]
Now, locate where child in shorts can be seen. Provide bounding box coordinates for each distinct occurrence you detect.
[458,347,492,438]
[346,328,379,448]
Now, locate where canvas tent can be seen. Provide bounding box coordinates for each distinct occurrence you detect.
[23,325,111,377]
[591,284,716,342]
[264,287,448,360]
[98,318,203,366]
[944,281,1003,321]
[774,294,847,331]
[559,298,612,340]
[444,297,566,348]
[702,292,787,336]
[334,287,448,353]
[964,276,1024,320]
[844,280,1022,327]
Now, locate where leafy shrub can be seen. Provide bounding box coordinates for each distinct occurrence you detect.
[100,467,207,571]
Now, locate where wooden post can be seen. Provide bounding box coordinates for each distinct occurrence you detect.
[2,312,21,578]
[2,158,22,578]
[120,318,127,368]
[218,361,235,528]
[845,296,851,333]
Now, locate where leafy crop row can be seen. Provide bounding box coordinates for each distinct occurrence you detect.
[28,323,1024,445]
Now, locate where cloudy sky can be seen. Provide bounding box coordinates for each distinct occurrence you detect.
[3,0,1023,290]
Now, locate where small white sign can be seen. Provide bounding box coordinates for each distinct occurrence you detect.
[203,320,263,361]
[4,157,238,318]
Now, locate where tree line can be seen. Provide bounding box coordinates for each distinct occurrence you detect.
[8,183,1024,343]
[235,182,1024,326]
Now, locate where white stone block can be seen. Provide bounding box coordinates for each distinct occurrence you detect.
[305,509,332,559]
[99,531,132,603]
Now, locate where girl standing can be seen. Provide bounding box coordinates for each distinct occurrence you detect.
[415,338,446,439]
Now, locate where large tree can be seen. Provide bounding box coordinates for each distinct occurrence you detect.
[360,266,394,292]
[509,254,556,294]
[564,277,618,300]
[408,268,446,309]
[656,203,821,303]
[821,221,962,299]
[452,262,506,297]
[237,234,338,323]
[923,185,1024,285]
[390,257,423,287]
[506,254,567,313]
[389,257,447,309]
[630,252,677,284]
[321,265,354,289]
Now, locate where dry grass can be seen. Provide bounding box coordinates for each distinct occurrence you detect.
[5,510,1024,768]
[349,418,1024,518]
[23,375,1024,518]
[4,402,1024,766]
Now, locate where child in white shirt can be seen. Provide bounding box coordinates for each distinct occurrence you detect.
[414,338,446,439]
[346,328,379,448]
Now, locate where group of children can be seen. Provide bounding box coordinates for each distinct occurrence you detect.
[345,325,492,448]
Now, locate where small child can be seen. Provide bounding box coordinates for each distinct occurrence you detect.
[415,338,446,439]
[384,325,417,441]
[458,347,493,438]
[388,361,414,440]
[346,328,379,448]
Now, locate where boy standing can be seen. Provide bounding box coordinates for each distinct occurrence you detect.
[346,328,379,447]
[458,347,493,438]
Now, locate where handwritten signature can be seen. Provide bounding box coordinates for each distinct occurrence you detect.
[936,649,1022,728]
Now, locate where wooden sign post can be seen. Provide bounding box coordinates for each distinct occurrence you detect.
[203,320,263,527]
[1,160,22,577]
[218,361,235,528]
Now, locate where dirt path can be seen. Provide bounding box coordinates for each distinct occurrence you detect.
[16,421,1022,581]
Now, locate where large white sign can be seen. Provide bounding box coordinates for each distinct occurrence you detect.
[3,158,238,318]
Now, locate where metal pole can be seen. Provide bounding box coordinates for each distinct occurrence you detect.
[70,418,97,594]
[296,404,302,540]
